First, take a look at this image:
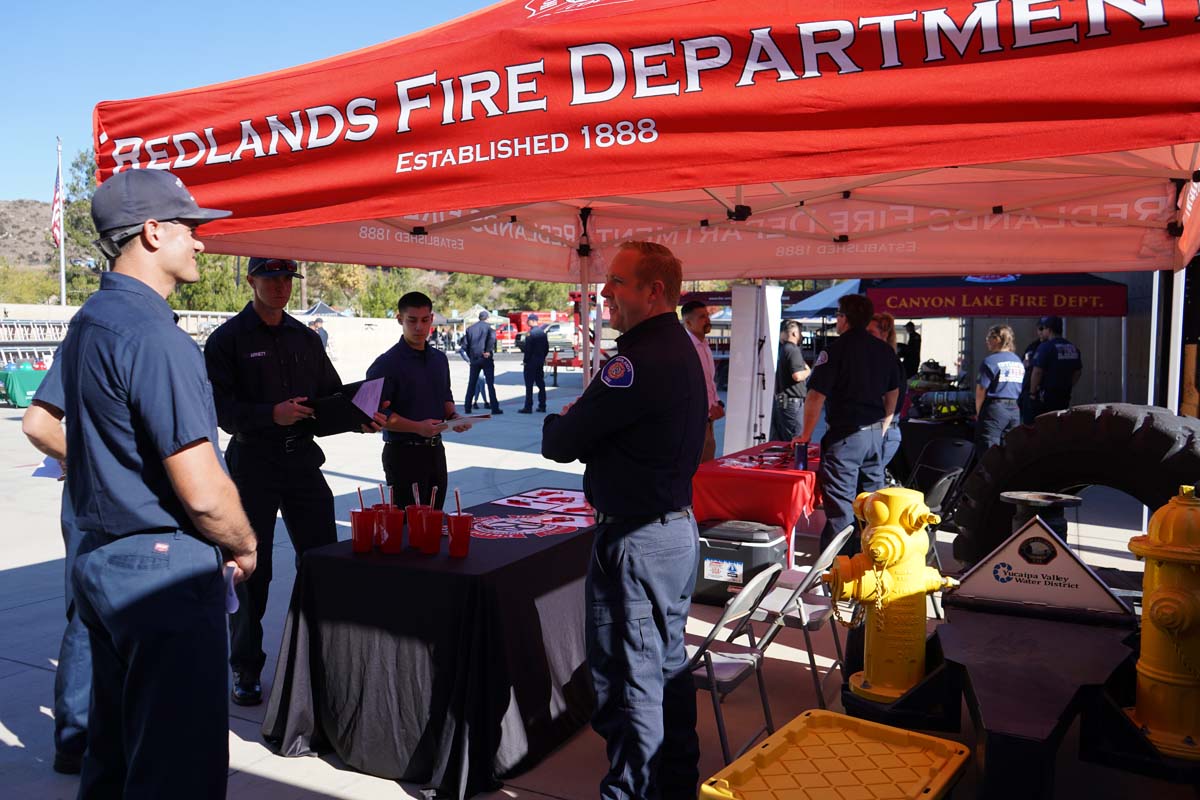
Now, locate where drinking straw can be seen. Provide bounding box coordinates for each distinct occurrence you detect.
[430,485,439,511]
[390,485,395,507]
[412,482,420,506]
[454,488,462,516]
[357,486,365,510]
[379,483,387,506]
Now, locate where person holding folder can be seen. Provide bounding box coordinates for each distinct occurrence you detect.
[368,291,472,510]
[205,256,384,707]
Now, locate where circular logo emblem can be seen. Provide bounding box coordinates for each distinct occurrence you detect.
[471,515,576,539]
[993,562,1014,583]
[607,361,626,379]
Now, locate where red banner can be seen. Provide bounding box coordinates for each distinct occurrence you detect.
[867,284,1128,317]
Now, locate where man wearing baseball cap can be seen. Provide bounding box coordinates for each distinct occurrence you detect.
[204,255,386,707]
[1028,315,1082,415]
[65,168,258,797]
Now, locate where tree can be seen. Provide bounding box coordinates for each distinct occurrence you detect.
[58,149,106,271]
[499,279,570,310]
[306,262,368,309]
[0,262,58,304]
[168,254,252,312]
[442,272,494,313]
[357,269,420,319]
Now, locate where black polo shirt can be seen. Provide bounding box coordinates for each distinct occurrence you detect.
[366,337,454,442]
[541,312,707,516]
[204,303,341,440]
[57,272,221,539]
[807,327,900,429]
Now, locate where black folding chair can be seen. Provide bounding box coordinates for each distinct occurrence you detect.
[745,525,855,710]
[685,563,783,764]
[905,437,973,616]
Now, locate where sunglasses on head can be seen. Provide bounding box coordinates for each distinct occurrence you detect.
[255,259,299,273]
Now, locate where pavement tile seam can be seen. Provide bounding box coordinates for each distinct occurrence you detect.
[0,593,64,614]
[0,654,56,674]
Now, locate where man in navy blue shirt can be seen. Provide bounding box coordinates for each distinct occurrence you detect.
[795,294,900,554]
[517,314,550,413]
[368,292,472,509]
[58,169,258,798]
[1028,315,1082,414]
[542,241,706,800]
[22,356,90,776]
[462,310,503,414]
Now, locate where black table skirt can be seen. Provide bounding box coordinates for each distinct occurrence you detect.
[261,501,596,798]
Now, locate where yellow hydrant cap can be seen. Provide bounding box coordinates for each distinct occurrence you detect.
[1131,485,1200,562]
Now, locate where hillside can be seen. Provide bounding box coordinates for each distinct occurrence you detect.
[0,199,55,267]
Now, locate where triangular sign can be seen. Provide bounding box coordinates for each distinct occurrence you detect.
[949,516,1133,619]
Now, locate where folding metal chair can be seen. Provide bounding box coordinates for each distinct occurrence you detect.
[748,524,855,710]
[685,562,783,764]
[906,438,974,570]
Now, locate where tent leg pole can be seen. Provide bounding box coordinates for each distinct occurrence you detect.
[1169,264,1186,414]
[1149,270,1160,406]
[580,259,591,387]
[1121,316,1127,404]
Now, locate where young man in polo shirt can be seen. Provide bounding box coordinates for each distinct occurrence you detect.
[368,292,472,509]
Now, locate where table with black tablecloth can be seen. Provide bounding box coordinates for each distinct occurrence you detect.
[261,496,595,798]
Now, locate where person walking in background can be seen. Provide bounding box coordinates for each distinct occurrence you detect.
[868,312,906,472]
[901,321,922,379]
[463,311,502,414]
[681,300,724,461]
[1028,315,1082,416]
[770,320,809,442]
[518,314,550,413]
[975,324,1025,455]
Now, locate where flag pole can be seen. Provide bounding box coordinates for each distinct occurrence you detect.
[57,138,66,307]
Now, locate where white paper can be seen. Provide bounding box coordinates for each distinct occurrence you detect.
[351,378,385,419]
[32,457,64,480]
[224,564,240,613]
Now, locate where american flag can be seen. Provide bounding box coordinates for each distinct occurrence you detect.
[49,164,64,248]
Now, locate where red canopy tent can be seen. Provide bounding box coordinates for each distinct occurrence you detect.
[91,0,1200,397]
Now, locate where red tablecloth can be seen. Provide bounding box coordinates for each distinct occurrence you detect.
[692,441,820,563]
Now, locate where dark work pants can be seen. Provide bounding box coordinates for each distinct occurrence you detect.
[56,498,90,758]
[522,363,546,410]
[769,397,802,441]
[73,531,229,799]
[818,425,885,554]
[976,400,1020,455]
[466,357,500,411]
[226,439,335,677]
[382,441,448,510]
[587,515,700,800]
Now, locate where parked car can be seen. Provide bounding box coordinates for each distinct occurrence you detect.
[541,322,576,350]
[494,323,517,351]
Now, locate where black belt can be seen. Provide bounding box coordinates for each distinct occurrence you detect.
[829,421,883,434]
[984,398,1020,405]
[234,432,312,454]
[594,507,693,526]
[385,434,444,447]
[776,395,803,405]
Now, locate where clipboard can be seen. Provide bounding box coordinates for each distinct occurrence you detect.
[303,378,388,437]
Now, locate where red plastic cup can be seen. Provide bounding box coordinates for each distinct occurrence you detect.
[379,507,405,554]
[350,509,377,554]
[420,510,445,555]
[405,504,429,549]
[447,513,473,558]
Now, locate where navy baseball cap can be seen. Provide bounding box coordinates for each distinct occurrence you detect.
[247,257,304,279]
[1037,315,1063,333]
[91,169,230,239]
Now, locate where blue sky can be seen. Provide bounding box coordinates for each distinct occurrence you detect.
[0,0,489,201]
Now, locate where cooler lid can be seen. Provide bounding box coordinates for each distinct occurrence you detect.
[697,519,785,544]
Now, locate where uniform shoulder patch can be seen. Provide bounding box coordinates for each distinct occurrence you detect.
[814,350,829,367]
[601,356,635,388]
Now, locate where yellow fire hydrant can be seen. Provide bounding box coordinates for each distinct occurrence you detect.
[823,487,959,703]
[1127,485,1200,760]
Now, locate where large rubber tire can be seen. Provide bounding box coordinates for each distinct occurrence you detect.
[953,404,1200,565]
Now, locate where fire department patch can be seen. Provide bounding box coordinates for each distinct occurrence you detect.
[470,515,578,539]
[601,356,634,388]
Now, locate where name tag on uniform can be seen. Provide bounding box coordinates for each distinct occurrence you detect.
[247,351,268,359]
[601,356,635,388]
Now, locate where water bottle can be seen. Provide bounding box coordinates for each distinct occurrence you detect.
[793,441,809,471]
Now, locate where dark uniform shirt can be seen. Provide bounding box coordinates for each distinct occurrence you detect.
[366,337,454,442]
[463,320,496,359]
[978,351,1025,400]
[542,312,706,516]
[776,341,807,399]
[521,326,550,365]
[1033,336,1082,399]
[204,302,341,440]
[57,272,221,539]
[807,327,900,429]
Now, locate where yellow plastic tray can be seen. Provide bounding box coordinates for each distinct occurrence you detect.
[700,709,970,800]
